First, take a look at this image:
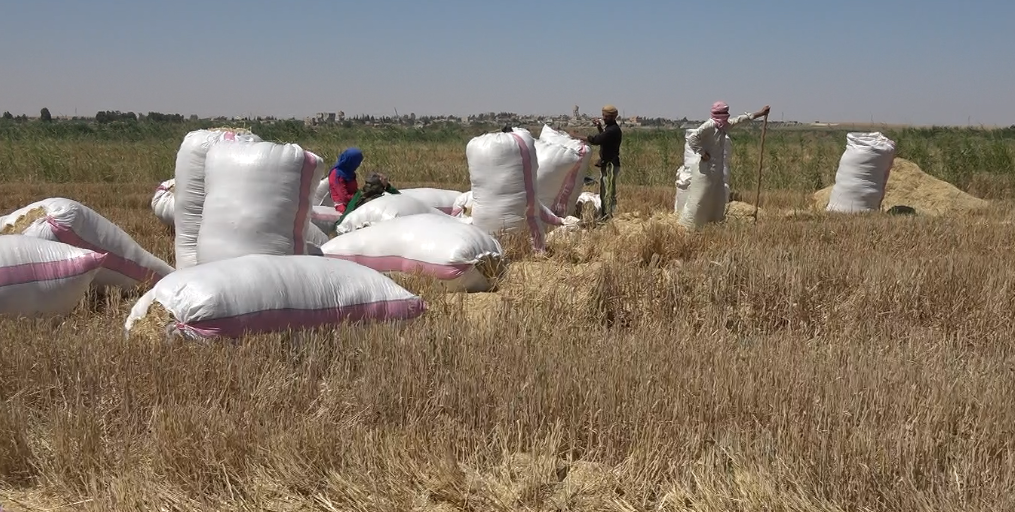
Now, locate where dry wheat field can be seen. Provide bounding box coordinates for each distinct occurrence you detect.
[1,121,1015,511]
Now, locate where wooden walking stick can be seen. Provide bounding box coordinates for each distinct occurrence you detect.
[752,112,769,224]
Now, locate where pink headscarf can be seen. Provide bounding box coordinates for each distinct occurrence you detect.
[711,101,730,131]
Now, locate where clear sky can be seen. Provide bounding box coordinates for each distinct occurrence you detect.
[2,0,1013,126]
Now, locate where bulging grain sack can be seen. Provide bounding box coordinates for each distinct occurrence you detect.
[305,223,330,255]
[536,124,593,217]
[151,179,175,226]
[124,254,426,340]
[0,235,107,317]
[826,132,897,213]
[467,128,550,250]
[0,198,174,289]
[321,213,506,292]
[398,188,463,214]
[333,193,443,236]
[677,158,728,230]
[196,141,326,264]
[675,130,732,215]
[173,128,262,269]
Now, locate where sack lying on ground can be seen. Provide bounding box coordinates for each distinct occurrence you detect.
[826,132,897,213]
[124,254,426,340]
[333,193,443,236]
[536,124,592,217]
[0,235,107,317]
[196,141,326,264]
[397,188,463,214]
[467,128,552,250]
[0,197,174,289]
[151,179,175,226]
[321,213,506,292]
[174,128,262,269]
[311,206,341,234]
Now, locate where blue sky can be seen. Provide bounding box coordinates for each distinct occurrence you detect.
[2,0,1012,126]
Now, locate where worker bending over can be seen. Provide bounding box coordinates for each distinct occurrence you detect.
[329,147,364,213]
[334,172,400,228]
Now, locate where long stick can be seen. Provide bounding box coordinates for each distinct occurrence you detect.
[752,113,769,224]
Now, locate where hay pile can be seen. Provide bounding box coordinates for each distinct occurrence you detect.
[813,158,990,216]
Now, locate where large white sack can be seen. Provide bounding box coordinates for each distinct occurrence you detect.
[0,235,106,317]
[151,179,175,226]
[310,205,342,234]
[675,131,732,215]
[124,254,426,340]
[0,198,174,289]
[305,223,329,256]
[677,159,727,230]
[467,128,551,250]
[173,128,262,269]
[397,188,463,214]
[536,124,593,217]
[321,213,506,292]
[196,141,326,264]
[313,176,334,207]
[334,193,444,236]
[826,132,897,213]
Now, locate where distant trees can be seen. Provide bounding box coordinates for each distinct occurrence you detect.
[40,107,52,122]
[95,111,137,123]
[2,111,12,120]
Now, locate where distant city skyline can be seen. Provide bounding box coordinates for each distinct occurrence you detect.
[3,1,1013,126]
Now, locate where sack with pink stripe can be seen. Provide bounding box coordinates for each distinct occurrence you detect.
[174,128,262,270]
[124,254,426,340]
[0,235,107,317]
[151,178,175,227]
[334,193,444,236]
[313,176,334,207]
[397,188,463,215]
[0,197,174,289]
[467,127,566,252]
[321,212,506,293]
[196,141,326,265]
[310,206,341,234]
[536,125,593,217]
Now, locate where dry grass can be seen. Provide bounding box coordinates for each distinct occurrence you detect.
[2,148,1015,511]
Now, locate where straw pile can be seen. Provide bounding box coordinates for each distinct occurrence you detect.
[127,301,175,343]
[813,158,990,216]
[0,207,46,234]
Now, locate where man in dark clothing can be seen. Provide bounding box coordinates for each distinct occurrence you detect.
[573,104,622,221]
[334,172,400,228]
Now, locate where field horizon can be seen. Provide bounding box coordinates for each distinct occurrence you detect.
[1,121,1014,511]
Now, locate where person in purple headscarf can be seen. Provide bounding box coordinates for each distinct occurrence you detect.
[686,102,769,170]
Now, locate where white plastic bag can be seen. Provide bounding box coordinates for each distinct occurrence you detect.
[333,193,443,236]
[826,132,897,213]
[0,198,174,289]
[196,141,326,264]
[321,213,506,292]
[305,223,329,255]
[677,159,727,230]
[675,131,732,214]
[151,179,175,226]
[467,128,549,250]
[536,124,592,217]
[451,190,474,218]
[575,191,602,217]
[173,128,262,269]
[124,254,426,340]
[0,235,107,317]
[398,188,463,214]
[310,206,341,234]
[313,176,334,207]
